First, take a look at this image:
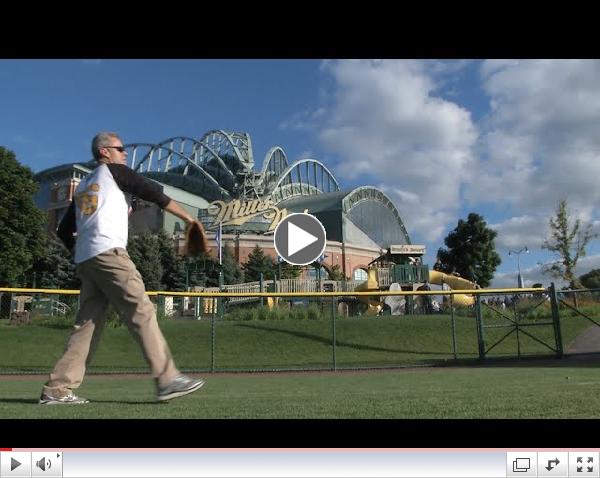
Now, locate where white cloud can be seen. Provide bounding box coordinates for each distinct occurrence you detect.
[316,60,478,242]
[490,215,548,251]
[469,60,600,219]
[279,108,326,131]
[491,209,600,257]
[292,59,600,266]
[491,253,600,288]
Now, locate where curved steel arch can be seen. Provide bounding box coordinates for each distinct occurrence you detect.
[259,146,289,193]
[137,137,233,181]
[154,137,233,177]
[342,186,411,244]
[198,130,254,174]
[126,143,231,200]
[151,136,238,194]
[268,158,340,203]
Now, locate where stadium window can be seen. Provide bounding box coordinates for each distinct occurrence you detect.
[353,268,368,281]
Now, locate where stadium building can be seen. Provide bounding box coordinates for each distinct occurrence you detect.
[33,130,416,282]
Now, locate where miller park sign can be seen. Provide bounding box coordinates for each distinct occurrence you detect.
[208,197,301,231]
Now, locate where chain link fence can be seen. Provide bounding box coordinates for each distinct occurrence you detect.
[1,285,598,374]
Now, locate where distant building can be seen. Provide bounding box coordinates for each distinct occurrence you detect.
[34,130,412,281]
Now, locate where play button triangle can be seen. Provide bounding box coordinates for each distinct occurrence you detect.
[288,221,318,256]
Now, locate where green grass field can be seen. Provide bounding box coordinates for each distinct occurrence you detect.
[0,312,592,373]
[2,366,600,418]
[1,309,599,418]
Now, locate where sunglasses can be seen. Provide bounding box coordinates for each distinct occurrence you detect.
[104,146,126,153]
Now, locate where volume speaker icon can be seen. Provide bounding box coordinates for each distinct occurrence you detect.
[36,457,51,471]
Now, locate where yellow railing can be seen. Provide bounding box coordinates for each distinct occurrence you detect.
[0,287,546,298]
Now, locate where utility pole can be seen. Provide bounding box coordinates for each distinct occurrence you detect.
[508,247,529,288]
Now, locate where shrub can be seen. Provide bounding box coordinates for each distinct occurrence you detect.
[257,306,270,321]
[222,302,332,321]
[307,304,320,321]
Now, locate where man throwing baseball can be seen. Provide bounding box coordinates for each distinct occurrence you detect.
[40,132,205,404]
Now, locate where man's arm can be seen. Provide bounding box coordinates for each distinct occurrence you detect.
[164,199,195,225]
[107,163,172,209]
[107,163,197,226]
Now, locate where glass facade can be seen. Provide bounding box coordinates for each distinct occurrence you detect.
[346,200,409,249]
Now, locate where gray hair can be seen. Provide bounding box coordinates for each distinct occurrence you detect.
[91,132,122,160]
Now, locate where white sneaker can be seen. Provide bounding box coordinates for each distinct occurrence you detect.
[39,392,90,405]
[157,375,205,402]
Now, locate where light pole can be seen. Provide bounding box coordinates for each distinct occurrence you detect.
[508,247,529,288]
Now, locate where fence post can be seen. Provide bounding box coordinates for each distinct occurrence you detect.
[259,273,264,307]
[210,307,216,373]
[513,297,521,359]
[211,272,225,373]
[331,296,337,371]
[450,293,457,360]
[549,282,564,358]
[475,294,486,360]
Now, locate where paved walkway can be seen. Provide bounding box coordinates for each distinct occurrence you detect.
[566,324,600,355]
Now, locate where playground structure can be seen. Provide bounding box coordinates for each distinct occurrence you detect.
[354,268,384,315]
[428,270,478,306]
[352,266,478,315]
[351,245,479,315]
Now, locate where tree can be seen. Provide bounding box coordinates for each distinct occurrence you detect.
[579,269,600,290]
[192,246,244,287]
[220,245,244,285]
[243,244,276,281]
[0,146,47,286]
[32,233,79,289]
[156,230,187,291]
[437,213,501,288]
[185,253,218,288]
[328,264,347,281]
[127,231,163,291]
[280,263,302,279]
[542,199,597,289]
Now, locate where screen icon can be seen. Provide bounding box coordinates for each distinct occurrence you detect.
[570,452,600,476]
[507,452,537,477]
[514,458,531,472]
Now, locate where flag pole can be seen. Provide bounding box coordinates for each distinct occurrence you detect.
[218,221,223,266]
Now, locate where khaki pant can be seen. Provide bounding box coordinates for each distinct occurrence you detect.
[43,248,179,397]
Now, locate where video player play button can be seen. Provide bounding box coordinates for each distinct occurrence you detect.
[1,452,31,477]
[274,213,326,265]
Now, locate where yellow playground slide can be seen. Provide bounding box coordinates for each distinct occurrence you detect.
[353,267,479,314]
[428,270,478,306]
[354,268,384,315]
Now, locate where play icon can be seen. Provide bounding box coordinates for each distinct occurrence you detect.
[274,213,326,265]
[1,452,31,477]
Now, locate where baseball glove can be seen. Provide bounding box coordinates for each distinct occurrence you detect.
[184,220,210,256]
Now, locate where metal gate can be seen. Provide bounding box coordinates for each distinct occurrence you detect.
[475,284,563,360]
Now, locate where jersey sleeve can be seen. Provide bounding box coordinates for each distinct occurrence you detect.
[107,163,172,209]
[57,201,77,250]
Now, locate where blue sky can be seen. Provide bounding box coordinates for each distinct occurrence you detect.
[2,59,600,288]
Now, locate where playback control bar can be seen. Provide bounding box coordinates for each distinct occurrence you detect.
[1,450,599,477]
